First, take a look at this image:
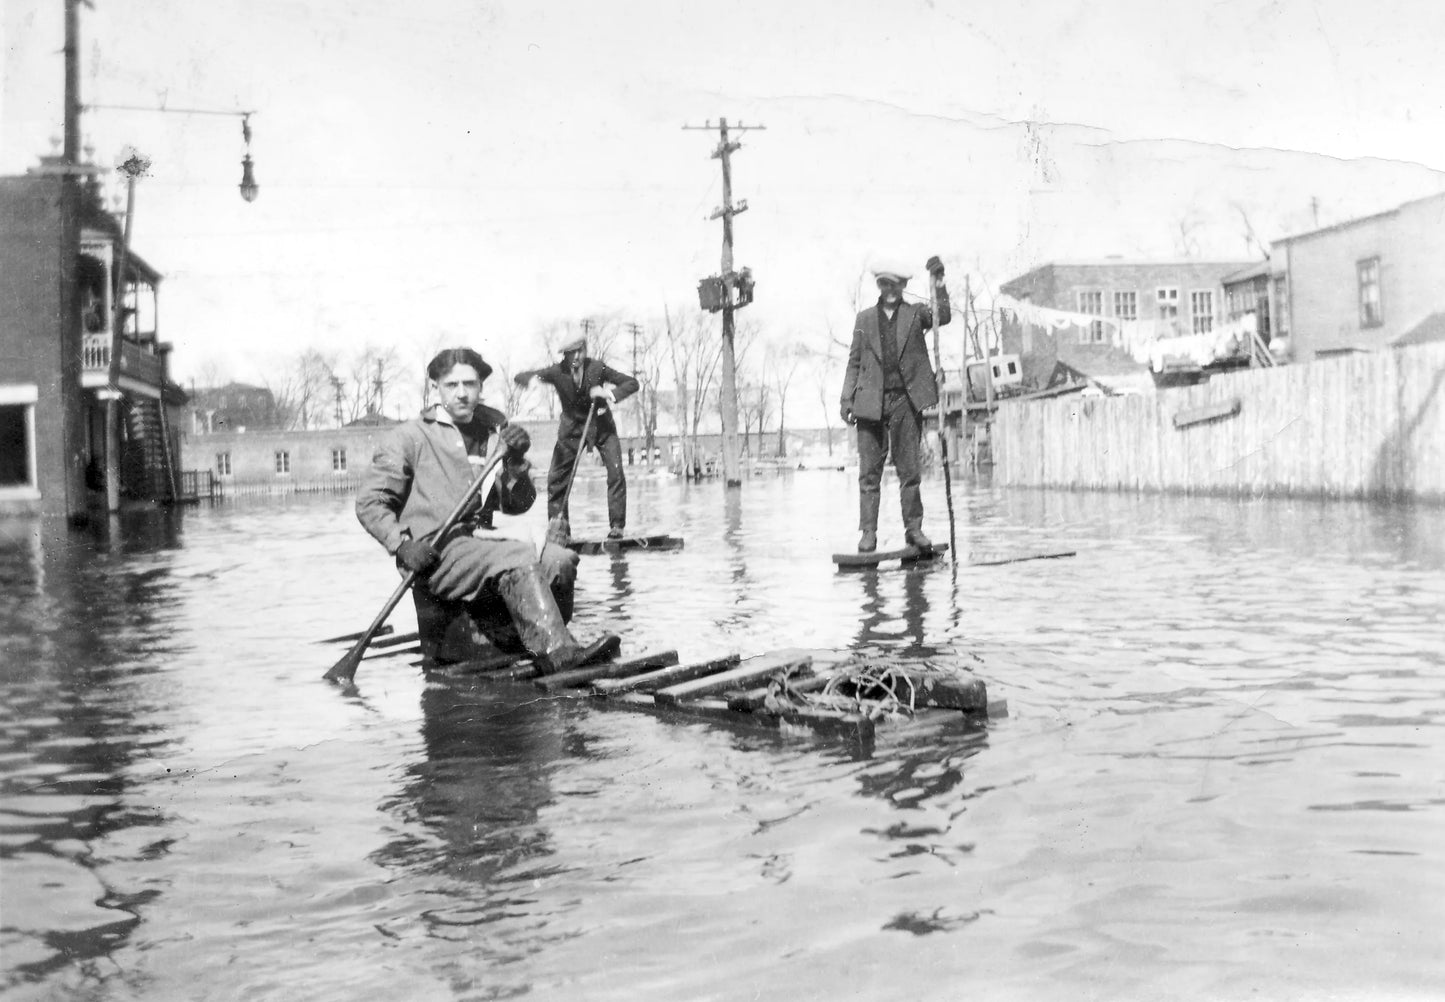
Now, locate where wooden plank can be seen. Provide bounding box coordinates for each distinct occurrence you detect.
[362,644,420,661]
[433,651,524,674]
[569,534,685,555]
[654,651,814,707]
[534,650,679,692]
[833,543,949,568]
[1173,397,1241,430]
[771,708,876,744]
[896,672,988,712]
[726,671,831,712]
[592,653,742,695]
[967,550,1075,568]
[318,624,394,645]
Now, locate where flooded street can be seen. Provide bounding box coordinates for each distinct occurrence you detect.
[2,470,1443,1002]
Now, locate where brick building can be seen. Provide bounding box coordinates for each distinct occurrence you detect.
[997,258,1257,392]
[1,167,186,518]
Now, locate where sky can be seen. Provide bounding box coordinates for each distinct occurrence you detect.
[4,0,1445,424]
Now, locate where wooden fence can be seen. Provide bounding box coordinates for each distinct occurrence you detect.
[994,342,1445,502]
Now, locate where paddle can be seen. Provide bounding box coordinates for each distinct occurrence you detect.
[324,435,509,684]
[542,397,601,555]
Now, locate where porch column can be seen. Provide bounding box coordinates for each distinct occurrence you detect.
[98,388,121,512]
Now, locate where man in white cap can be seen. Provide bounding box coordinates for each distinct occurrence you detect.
[839,255,950,552]
[515,335,640,539]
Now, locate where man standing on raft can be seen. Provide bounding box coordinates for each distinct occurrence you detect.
[839,256,951,553]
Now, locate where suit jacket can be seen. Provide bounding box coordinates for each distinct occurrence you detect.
[526,358,639,441]
[840,291,950,422]
[355,403,534,554]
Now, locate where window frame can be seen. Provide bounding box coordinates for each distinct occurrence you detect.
[1357,256,1383,328]
[331,447,347,473]
[274,450,291,476]
[1156,286,1180,319]
[1190,289,1215,334]
[0,388,39,498]
[216,451,232,477]
[1113,290,1137,322]
[1076,289,1106,344]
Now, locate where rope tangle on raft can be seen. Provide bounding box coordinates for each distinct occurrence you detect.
[763,658,952,721]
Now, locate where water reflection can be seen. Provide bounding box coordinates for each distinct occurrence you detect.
[0,509,184,988]
[851,566,933,655]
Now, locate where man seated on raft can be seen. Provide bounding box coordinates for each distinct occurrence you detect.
[355,347,619,673]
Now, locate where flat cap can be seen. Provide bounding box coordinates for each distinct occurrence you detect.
[558,336,586,354]
[870,259,913,283]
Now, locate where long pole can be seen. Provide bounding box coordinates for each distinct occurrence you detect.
[325,437,507,683]
[930,279,957,562]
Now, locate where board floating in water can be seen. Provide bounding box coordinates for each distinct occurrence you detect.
[833,543,949,568]
[569,533,684,555]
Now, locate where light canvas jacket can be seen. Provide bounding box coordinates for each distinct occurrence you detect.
[355,403,535,555]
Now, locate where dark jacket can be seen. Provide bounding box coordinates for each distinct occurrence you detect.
[524,358,639,441]
[355,403,534,554]
[840,291,951,422]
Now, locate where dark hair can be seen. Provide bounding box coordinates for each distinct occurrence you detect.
[426,348,492,382]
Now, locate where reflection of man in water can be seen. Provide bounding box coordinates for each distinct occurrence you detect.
[853,568,933,656]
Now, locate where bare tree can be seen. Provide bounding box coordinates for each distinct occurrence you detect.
[767,339,805,458]
[664,303,723,478]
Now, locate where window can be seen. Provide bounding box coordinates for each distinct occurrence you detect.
[0,403,33,488]
[216,452,232,477]
[1076,290,1105,343]
[1190,290,1214,333]
[1113,291,1137,322]
[274,451,290,475]
[1358,257,1382,327]
[332,448,347,473]
[1156,287,1179,322]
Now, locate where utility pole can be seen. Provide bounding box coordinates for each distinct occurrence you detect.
[373,358,384,416]
[62,0,91,518]
[331,376,344,426]
[685,117,763,488]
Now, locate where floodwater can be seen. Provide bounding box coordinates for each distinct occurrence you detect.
[2,468,1443,1002]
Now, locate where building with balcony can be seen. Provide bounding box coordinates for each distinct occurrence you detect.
[0,165,187,519]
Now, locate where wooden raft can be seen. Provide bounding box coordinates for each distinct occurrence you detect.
[569,533,685,555]
[414,645,997,744]
[833,543,950,568]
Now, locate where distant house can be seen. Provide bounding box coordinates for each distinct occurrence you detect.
[996,258,1258,392]
[1221,256,1289,354]
[1273,190,1445,360]
[1,163,187,518]
[188,383,283,433]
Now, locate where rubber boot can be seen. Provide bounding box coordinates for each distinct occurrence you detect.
[904,523,934,551]
[495,565,619,674]
[859,491,879,552]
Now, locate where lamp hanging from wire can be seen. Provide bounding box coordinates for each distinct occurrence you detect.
[239,113,258,202]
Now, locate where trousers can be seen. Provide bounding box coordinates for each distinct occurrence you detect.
[855,388,923,532]
[547,426,626,529]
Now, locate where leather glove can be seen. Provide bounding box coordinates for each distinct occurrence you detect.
[499,423,529,455]
[396,538,440,575]
[925,255,945,279]
[840,403,856,426]
[589,385,616,404]
[512,370,534,387]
